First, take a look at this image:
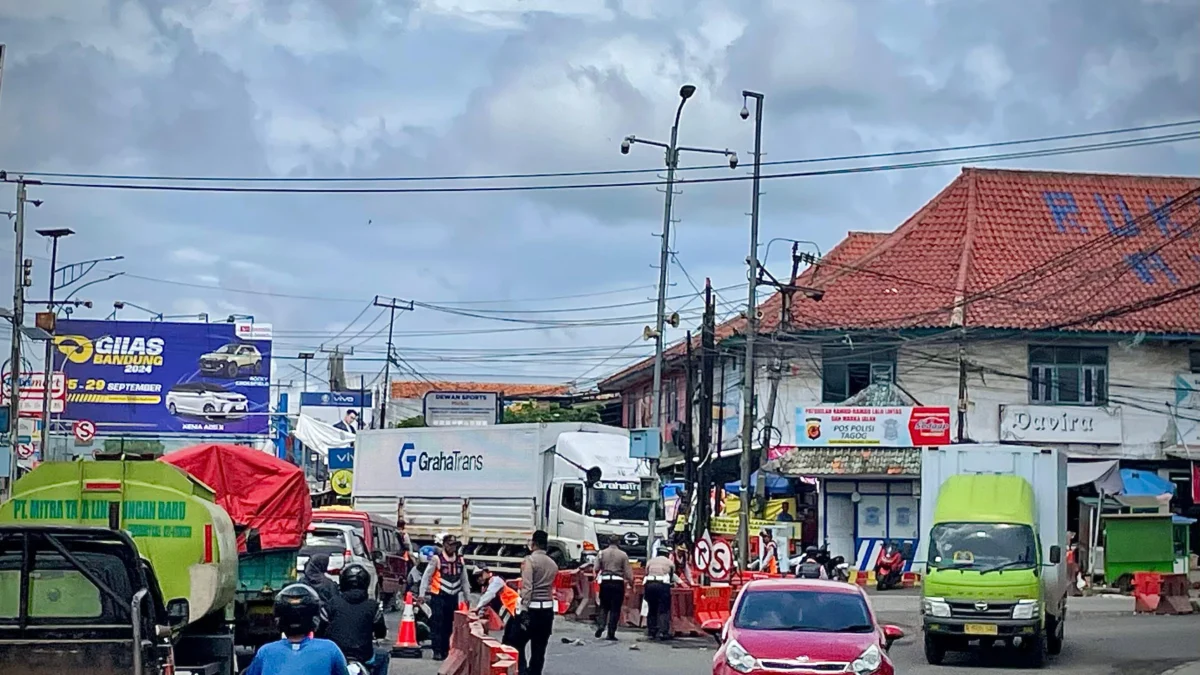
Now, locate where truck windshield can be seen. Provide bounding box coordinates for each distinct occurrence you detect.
[587,485,663,521]
[928,522,1037,571]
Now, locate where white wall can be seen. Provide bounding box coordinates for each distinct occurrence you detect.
[761,338,1194,461]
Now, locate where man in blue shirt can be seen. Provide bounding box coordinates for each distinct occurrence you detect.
[245,584,350,675]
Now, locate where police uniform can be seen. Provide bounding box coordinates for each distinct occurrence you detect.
[593,543,632,640]
[510,547,558,675]
[420,548,467,660]
[643,555,676,641]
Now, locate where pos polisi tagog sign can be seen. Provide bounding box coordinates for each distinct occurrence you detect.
[54,319,273,435]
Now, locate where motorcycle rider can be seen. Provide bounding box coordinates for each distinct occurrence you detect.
[244,584,349,675]
[325,563,389,675]
[795,546,828,580]
[875,541,904,590]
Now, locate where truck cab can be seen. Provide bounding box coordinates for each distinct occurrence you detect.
[918,447,1067,669]
[0,525,182,675]
[546,477,666,564]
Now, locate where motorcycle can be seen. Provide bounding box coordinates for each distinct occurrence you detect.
[875,543,904,591]
[347,660,371,675]
[831,557,850,582]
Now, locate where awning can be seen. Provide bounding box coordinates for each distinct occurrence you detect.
[1067,459,1123,492]
[724,471,791,496]
[1116,468,1176,508]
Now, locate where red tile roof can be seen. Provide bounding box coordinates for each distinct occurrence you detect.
[599,167,1200,389]
[390,380,572,400]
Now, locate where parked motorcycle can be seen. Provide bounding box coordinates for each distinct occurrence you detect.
[875,542,904,591]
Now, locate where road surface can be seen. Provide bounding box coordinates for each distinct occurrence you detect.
[383,605,1200,675]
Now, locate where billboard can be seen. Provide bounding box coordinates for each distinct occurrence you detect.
[422,391,499,426]
[54,319,273,435]
[300,391,374,431]
[795,406,952,447]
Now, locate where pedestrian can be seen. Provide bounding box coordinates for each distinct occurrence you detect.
[419,533,467,661]
[643,551,678,641]
[760,529,779,574]
[592,534,632,641]
[473,564,522,647]
[510,529,558,675]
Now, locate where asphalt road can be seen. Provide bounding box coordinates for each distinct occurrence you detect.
[384,609,1200,675]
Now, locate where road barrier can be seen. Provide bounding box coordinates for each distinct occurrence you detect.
[669,586,702,636]
[437,611,519,675]
[693,585,732,628]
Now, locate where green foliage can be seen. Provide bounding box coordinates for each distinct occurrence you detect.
[395,415,426,428]
[102,439,166,455]
[502,402,600,424]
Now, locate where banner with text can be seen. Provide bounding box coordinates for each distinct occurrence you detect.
[54,319,272,435]
[795,406,952,447]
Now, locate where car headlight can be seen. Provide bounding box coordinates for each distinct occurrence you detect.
[851,644,883,675]
[1012,599,1039,620]
[922,597,951,618]
[724,639,757,673]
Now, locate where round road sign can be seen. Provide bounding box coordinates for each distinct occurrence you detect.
[73,419,97,444]
[709,540,733,581]
[331,469,354,496]
[16,443,35,460]
[691,538,712,574]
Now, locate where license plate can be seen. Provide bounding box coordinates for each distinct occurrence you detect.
[964,623,998,636]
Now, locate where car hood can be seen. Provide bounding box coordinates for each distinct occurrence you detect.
[731,627,878,663]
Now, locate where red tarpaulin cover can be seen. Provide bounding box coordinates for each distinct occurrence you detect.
[161,443,312,553]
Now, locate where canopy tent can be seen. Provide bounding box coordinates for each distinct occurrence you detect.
[724,470,790,496]
[1067,460,1123,492]
[1116,468,1176,508]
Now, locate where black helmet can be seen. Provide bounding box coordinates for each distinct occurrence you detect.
[274,584,321,635]
[805,546,819,556]
[340,563,372,593]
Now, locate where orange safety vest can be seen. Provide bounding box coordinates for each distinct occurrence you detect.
[764,542,779,575]
[490,583,520,623]
[430,554,464,596]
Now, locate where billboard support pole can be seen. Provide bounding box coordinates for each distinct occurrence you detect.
[372,296,412,428]
[7,180,27,496]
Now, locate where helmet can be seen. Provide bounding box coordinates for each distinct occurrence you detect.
[418,545,437,564]
[472,563,491,580]
[274,584,321,635]
[340,563,371,593]
[805,546,819,556]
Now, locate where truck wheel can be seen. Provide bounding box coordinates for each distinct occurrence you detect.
[923,634,946,665]
[1047,614,1064,655]
[1024,633,1047,668]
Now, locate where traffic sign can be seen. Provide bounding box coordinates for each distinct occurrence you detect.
[330,469,354,496]
[709,539,733,581]
[691,537,712,574]
[16,443,35,460]
[73,419,97,445]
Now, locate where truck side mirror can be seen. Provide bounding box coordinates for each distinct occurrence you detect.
[166,599,190,627]
[1048,545,1061,565]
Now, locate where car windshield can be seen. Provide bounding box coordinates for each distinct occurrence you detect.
[214,344,238,354]
[587,483,663,521]
[313,517,366,542]
[928,522,1037,571]
[732,589,875,633]
[303,530,347,553]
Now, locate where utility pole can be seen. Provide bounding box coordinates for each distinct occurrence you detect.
[7,178,39,495]
[320,344,352,392]
[681,329,695,540]
[36,228,72,462]
[372,295,413,427]
[737,90,765,571]
[622,84,738,561]
[694,279,716,542]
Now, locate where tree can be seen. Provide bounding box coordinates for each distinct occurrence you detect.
[395,415,426,428]
[503,402,601,424]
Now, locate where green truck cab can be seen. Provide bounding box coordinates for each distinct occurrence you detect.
[918,446,1068,669]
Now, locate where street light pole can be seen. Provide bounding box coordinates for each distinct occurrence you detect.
[622,85,739,559]
[36,228,74,462]
[737,91,765,571]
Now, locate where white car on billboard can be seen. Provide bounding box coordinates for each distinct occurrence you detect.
[165,381,249,418]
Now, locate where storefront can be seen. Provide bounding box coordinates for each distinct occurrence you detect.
[821,476,920,573]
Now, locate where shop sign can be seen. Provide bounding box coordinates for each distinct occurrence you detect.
[999,404,1123,444]
[794,406,952,447]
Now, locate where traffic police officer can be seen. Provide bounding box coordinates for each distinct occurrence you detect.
[592,534,632,641]
[511,529,558,675]
[473,564,522,646]
[420,533,468,661]
[642,551,678,641]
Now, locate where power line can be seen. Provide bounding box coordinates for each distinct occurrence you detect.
[14,119,1199,183]
[13,131,1198,195]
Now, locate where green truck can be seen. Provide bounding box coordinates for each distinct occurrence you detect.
[917,445,1068,668]
[0,448,310,674]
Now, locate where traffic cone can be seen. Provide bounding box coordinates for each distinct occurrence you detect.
[459,600,469,613]
[392,592,422,658]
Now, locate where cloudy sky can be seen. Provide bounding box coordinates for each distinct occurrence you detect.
[1,0,1197,390]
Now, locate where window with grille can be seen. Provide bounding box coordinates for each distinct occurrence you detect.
[1028,346,1108,405]
[821,345,897,403]
[1190,348,1199,373]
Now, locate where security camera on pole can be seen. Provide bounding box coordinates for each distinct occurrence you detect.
[621,84,739,559]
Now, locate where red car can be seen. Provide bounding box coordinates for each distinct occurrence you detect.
[710,579,905,675]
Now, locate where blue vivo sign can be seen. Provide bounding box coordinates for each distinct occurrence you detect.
[300,391,373,408]
[55,319,272,435]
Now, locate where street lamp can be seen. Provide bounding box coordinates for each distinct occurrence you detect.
[35,228,73,462]
[737,90,765,571]
[298,352,315,392]
[57,272,125,309]
[621,84,739,560]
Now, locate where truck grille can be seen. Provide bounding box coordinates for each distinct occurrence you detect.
[948,600,1014,620]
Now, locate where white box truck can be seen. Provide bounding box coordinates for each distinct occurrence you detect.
[915,445,1068,668]
[351,423,667,573]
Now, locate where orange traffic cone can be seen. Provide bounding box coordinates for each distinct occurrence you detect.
[392,592,422,658]
[458,600,469,613]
